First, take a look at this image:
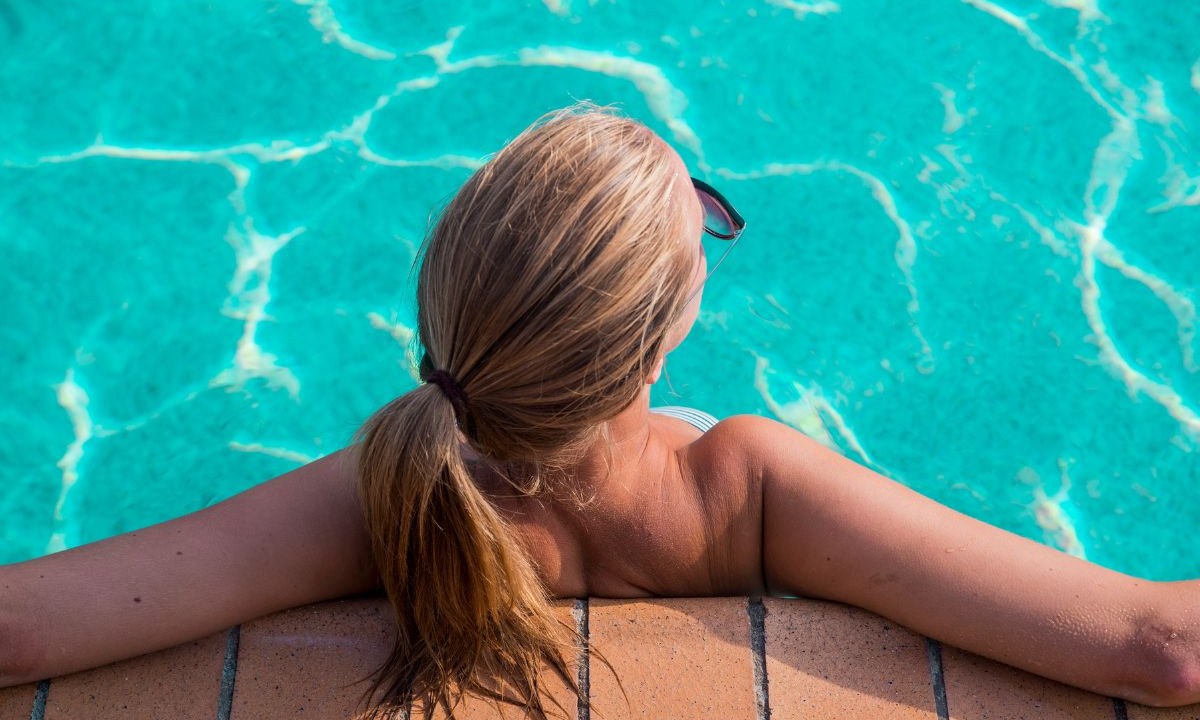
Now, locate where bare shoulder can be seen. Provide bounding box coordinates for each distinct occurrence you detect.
[674,414,796,596]
[685,413,804,482]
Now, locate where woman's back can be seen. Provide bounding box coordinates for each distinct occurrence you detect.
[478,406,763,600]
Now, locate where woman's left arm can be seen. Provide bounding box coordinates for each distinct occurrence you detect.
[722,415,1200,707]
[0,447,380,687]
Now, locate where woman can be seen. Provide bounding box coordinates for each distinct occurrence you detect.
[0,104,1197,719]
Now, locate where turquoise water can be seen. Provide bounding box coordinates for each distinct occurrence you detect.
[2,1,1198,579]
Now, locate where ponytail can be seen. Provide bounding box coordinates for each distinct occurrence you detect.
[353,103,693,718]
[355,383,581,719]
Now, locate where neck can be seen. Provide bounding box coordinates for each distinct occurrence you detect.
[461,384,666,500]
[569,384,661,493]
[603,384,655,448]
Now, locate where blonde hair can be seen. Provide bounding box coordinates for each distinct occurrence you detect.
[355,103,696,719]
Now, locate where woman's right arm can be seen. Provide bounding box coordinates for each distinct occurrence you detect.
[725,415,1200,707]
[0,447,380,687]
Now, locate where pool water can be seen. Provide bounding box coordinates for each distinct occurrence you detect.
[2,0,1198,579]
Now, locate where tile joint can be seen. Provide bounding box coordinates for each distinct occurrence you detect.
[1111,697,1129,720]
[573,598,590,720]
[748,596,771,720]
[925,637,949,720]
[29,679,49,720]
[217,624,241,720]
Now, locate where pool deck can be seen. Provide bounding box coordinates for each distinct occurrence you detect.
[1,595,1196,719]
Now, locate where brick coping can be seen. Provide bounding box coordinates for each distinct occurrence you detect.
[1,596,1195,719]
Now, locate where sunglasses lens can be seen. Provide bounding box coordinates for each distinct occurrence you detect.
[697,189,737,238]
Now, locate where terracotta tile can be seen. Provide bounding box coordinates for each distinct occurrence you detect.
[588,597,755,720]
[232,597,394,719]
[0,682,35,720]
[940,645,1113,719]
[43,632,225,720]
[1126,703,1200,720]
[411,600,581,720]
[235,597,579,720]
[763,597,937,719]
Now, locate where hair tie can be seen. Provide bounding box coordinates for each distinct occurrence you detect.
[425,369,469,422]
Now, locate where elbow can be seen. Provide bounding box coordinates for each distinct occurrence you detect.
[1119,599,1200,708]
[1130,640,1200,708]
[0,605,43,688]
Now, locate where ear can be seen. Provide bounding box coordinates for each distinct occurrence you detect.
[646,354,666,385]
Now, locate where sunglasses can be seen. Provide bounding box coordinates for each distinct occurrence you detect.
[688,177,746,300]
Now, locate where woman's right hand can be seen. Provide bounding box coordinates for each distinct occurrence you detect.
[720,414,1200,707]
[0,447,380,687]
